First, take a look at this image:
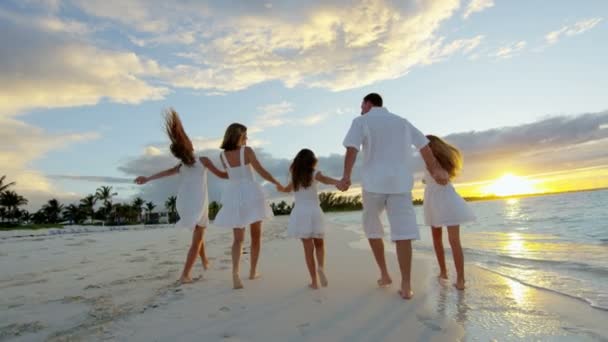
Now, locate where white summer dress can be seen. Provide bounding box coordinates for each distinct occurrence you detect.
[423,170,476,227]
[213,147,273,228]
[287,175,326,239]
[175,158,209,229]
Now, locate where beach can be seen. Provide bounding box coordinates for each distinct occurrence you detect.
[2,207,608,342]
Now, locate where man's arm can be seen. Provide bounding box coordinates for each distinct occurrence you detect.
[337,147,358,191]
[420,145,449,185]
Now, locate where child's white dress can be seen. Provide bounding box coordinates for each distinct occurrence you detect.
[175,158,209,229]
[287,174,326,239]
[214,146,273,228]
[423,170,476,227]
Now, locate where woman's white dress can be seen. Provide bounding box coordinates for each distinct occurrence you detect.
[214,147,273,228]
[287,175,326,239]
[423,171,476,227]
[175,158,209,229]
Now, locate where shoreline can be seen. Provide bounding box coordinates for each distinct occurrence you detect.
[1,216,607,341]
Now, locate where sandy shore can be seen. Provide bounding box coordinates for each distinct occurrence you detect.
[1,215,607,341]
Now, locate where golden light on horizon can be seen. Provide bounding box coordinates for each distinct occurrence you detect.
[483,173,539,197]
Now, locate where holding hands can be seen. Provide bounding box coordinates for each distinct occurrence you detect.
[134,176,148,185]
[336,177,351,192]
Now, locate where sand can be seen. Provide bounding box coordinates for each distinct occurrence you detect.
[1,215,607,341]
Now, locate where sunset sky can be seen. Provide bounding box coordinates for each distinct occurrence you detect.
[1,0,607,209]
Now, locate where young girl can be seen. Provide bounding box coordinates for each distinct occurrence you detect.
[423,135,476,290]
[213,123,281,289]
[278,149,340,290]
[134,109,227,284]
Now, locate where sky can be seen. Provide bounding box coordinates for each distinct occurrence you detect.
[1,0,607,210]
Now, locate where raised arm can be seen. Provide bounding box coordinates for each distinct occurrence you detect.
[200,157,228,179]
[315,171,340,186]
[420,145,449,185]
[246,147,280,185]
[134,164,180,184]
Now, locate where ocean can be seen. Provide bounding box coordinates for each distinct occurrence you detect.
[329,189,608,312]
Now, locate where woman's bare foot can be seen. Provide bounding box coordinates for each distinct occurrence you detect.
[233,274,244,289]
[318,269,328,287]
[309,282,319,290]
[438,272,448,280]
[179,276,193,284]
[454,278,465,291]
[398,289,414,299]
[202,259,211,270]
[249,272,261,280]
[377,275,393,287]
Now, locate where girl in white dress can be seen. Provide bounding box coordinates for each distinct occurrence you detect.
[213,123,281,289]
[423,135,476,290]
[135,109,227,284]
[278,149,340,289]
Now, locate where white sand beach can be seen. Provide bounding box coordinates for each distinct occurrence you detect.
[1,215,607,342]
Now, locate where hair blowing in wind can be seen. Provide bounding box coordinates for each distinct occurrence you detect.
[165,108,195,166]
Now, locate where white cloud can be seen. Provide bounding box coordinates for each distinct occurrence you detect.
[493,40,527,59]
[463,0,494,19]
[545,18,603,45]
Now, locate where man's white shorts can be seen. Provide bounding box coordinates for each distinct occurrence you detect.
[362,191,420,241]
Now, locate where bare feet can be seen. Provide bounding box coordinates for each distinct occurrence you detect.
[249,272,261,280]
[202,259,211,270]
[377,275,393,287]
[179,276,193,284]
[398,289,414,299]
[438,272,448,280]
[309,282,319,290]
[318,269,328,287]
[233,274,244,289]
[454,278,465,291]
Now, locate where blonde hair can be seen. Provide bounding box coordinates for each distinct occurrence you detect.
[426,135,462,179]
[165,108,195,166]
[220,123,247,151]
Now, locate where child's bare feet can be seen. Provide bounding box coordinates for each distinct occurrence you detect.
[454,278,465,291]
[318,269,328,287]
[233,274,244,289]
[377,275,392,287]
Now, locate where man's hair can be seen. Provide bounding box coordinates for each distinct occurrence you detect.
[363,93,383,107]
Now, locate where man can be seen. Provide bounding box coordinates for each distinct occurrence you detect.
[337,93,448,299]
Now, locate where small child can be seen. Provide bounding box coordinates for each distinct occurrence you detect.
[278,149,340,289]
[423,135,476,290]
[135,109,227,284]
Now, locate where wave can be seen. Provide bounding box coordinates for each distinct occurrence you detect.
[0,224,176,240]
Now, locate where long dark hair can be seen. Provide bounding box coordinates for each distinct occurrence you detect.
[221,123,247,151]
[426,135,462,179]
[165,108,195,166]
[290,149,317,191]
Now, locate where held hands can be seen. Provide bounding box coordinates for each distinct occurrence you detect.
[134,176,148,185]
[275,183,287,193]
[335,177,351,192]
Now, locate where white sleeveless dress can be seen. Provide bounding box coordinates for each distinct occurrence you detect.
[175,158,209,229]
[214,147,273,228]
[423,170,475,227]
[287,175,326,239]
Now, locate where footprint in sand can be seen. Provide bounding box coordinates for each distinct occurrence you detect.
[220,259,231,264]
[84,284,102,290]
[136,248,148,252]
[219,306,231,313]
[128,256,147,263]
[297,323,311,336]
[0,322,46,340]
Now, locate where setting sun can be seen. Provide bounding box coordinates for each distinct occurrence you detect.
[483,173,539,197]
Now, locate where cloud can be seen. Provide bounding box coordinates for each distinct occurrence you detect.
[545,18,603,45]
[463,0,494,19]
[492,40,527,59]
[0,8,168,117]
[0,117,100,210]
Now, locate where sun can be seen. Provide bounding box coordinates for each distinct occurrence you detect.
[483,173,538,197]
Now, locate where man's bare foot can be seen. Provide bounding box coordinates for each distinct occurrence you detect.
[454,279,465,291]
[377,276,392,287]
[398,289,414,299]
[233,274,244,289]
[249,272,261,280]
[318,269,328,287]
[309,282,319,290]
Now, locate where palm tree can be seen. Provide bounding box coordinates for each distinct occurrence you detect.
[0,207,6,223]
[132,197,145,223]
[63,204,84,224]
[42,199,64,223]
[145,201,156,223]
[79,194,97,222]
[0,175,16,194]
[96,186,117,222]
[208,201,222,220]
[165,196,177,223]
[0,191,28,222]
[20,210,31,224]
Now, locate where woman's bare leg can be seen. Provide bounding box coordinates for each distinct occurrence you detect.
[249,221,262,279]
[180,226,203,283]
[431,227,448,280]
[232,228,245,289]
[447,225,465,290]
